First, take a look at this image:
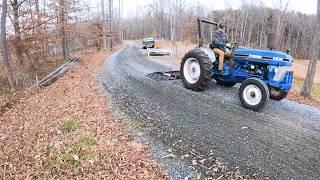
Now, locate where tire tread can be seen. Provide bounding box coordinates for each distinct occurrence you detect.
[239,78,269,112]
[181,48,213,91]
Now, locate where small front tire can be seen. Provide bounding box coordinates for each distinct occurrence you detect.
[239,78,269,111]
[269,88,288,101]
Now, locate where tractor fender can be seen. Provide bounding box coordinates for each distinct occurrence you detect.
[198,46,216,63]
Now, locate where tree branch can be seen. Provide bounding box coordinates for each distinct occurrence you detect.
[17,0,28,8]
[24,16,56,31]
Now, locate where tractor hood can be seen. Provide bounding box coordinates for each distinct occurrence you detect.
[233,47,293,66]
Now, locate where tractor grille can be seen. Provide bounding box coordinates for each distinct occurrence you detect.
[234,53,290,62]
[233,53,248,57]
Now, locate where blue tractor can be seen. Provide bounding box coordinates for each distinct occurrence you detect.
[180,18,293,111]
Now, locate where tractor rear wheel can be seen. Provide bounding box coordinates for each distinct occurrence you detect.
[269,88,288,101]
[181,49,213,91]
[239,78,269,111]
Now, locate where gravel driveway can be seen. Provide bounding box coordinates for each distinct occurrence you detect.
[99,43,320,179]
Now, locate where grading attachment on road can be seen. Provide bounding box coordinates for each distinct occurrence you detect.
[147,71,181,81]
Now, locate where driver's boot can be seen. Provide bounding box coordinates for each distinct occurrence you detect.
[217,57,225,75]
[217,70,225,75]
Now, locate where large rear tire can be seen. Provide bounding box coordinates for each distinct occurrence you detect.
[181,49,213,91]
[269,88,288,101]
[239,78,269,111]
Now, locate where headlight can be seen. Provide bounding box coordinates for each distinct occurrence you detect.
[273,66,290,81]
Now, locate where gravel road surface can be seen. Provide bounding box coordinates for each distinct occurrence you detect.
[98,43,320,179]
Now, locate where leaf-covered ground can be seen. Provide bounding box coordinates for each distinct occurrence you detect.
[0,49,167,179]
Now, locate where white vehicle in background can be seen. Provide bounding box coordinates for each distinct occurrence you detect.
[142,38,155,49]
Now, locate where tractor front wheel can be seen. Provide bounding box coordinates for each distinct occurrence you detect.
[181,49,213,91]
[239,78,269,111]
[269,88,288,101]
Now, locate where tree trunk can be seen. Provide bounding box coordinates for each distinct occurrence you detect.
[12,0,25,71]
[42,0,48,62]
[108,0,113,50]
[170,15,175,41]
[59,0,69,61]
[61,29,69,61]
[12,0,31,89]
[301,0,320,97]
[1,0,17,91]
[101,0,107,50]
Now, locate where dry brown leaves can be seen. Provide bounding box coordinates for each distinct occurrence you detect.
[287,90,320,108]
[0,48,167,179]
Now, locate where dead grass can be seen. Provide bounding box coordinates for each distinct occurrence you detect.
[293,60,320,84]
[30,58,65,81]
[0,77,13,105]
[164,41,196,65]
[59,116,81,133]
[0,77,11,96]
[292,78,320,99]
[0,57,65,111]
[57,135,95,167]
[0,48,167,179]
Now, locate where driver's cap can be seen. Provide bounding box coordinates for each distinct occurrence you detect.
[218,23,225,29]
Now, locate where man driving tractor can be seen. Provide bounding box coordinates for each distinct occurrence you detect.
[212,23,231,74]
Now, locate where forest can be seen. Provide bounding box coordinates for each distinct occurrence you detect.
[0,0,121,93]
[123,0,318,59]
[0,0,319,96]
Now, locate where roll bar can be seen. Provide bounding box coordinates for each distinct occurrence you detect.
[197,18,218,47]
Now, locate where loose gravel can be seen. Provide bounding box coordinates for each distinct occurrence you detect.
[97,43,320,179]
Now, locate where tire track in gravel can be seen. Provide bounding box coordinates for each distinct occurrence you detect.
[100,43,320,179]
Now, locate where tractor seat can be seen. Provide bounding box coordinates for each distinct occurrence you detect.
[209,43,214,49]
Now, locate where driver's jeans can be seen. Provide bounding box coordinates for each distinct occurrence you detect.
[213,48,231,71]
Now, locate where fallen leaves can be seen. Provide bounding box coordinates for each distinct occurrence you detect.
[288,90,320,108]
[0,49,167,179]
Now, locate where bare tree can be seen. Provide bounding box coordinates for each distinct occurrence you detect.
[301,0,320,97]
[58,0,70,61]
[11,0,31,89]
[0,0,113,92]
[122,0,318,60]
[101,0,107,50]
[1,0,17,91]
[108,0,113,50]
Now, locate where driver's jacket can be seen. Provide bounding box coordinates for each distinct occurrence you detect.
[212,30,227,52]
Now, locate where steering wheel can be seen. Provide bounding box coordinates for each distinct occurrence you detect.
[226,42,240,50]
[232,42,240,49]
